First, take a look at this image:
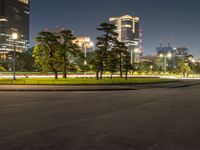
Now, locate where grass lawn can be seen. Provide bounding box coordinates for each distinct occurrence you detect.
[0,78,176,85]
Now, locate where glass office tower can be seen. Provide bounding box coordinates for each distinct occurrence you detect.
[109,15,141,62]
[0,0,29,57]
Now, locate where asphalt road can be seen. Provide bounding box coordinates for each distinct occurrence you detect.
[0,85,200,150]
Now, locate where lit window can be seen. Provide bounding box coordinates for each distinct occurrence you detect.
[18,0,29,4]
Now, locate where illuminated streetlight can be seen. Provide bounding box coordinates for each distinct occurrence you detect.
[12,33,18,80]
[188,57,196,63]
[191,59,195,63]
[167,52,172,58]
[159,54,164,58]
[150,65,153,72]
[82,41,94,76]
[130,47,140,74]
[89,42,94,47]
[159,52,172,74]
[12,33,18,40]
[134,48,140,53]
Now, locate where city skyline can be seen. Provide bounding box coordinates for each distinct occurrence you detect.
[30,0,200,57]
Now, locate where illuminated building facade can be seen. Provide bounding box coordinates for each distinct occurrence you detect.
[175,47,188,58]
[75,37,94,53]
[156,47,174,56]
[46,27,94,53]
[109,15,141,62]
[0,0,29,57]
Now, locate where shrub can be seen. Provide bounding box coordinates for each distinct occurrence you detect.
[0,66,6,72]
[105,71,111,75]
[141,72,146,75]
[133,71,139,75]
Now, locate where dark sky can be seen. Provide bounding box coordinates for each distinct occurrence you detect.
[30,0,200,57]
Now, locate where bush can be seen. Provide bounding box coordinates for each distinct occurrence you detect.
[165,72,170,75]
[0,66,6,72]
[141,72,146,75]
[133,71,139,75]
[105,71,111,75]
[154,71,159,75]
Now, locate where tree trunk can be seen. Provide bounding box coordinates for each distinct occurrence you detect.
[49,62,58,79]
[119,53,123,78]
[48,46,58,79]
[110,72,113,79]
[100,63,103,79]
[53,68,58,79]
[120,69,123,78]
[125,70,128,80]
[100,69,103,79]
[96,70,99,80]
[55,72,58,79]
[63,70,67,78]
[63,57,67,78]
[125,61,128,80]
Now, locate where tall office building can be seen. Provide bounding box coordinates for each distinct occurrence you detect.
[0,0,29,57]
[109,15,141,62]
[175,47,188,58]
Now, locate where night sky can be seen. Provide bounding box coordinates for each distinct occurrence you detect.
[30,0,200,57]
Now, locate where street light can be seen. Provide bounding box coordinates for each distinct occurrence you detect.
[12,33,18,80]
[159,54,164,58]
[167,52,172,58]
[150,65,153,73]
[191,59,195,63]
[134,48,140,53]
[130,47,141,74]
[83,41,94,76]
[159,52,172,74]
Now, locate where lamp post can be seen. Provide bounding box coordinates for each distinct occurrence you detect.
[83,41,94,76]
[150,65,153,72]
[131,48,140,74]
[159,52,172,74]
[12,33,18,80]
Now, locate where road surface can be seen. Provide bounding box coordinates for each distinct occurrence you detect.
[0,84,200,150]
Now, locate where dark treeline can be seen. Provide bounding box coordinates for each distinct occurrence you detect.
[32,23,133,80]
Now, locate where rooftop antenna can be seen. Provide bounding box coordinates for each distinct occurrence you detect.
[168,36,173,47]
[160,36,164,47]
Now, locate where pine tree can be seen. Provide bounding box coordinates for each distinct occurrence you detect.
[95,23,118,80]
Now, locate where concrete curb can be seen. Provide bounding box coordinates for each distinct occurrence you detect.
[0,81,199,91]
[0,85,138,92]
[168,83,200,88]
[0,88,138,92]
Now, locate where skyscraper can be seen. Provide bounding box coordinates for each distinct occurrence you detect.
[175,47,188,58]
[0,0,29,57]
[109,15,141,62]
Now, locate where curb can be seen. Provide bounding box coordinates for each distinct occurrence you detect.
[168,83,200,89]
[0,87,138,92]
[0,87,139,92]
